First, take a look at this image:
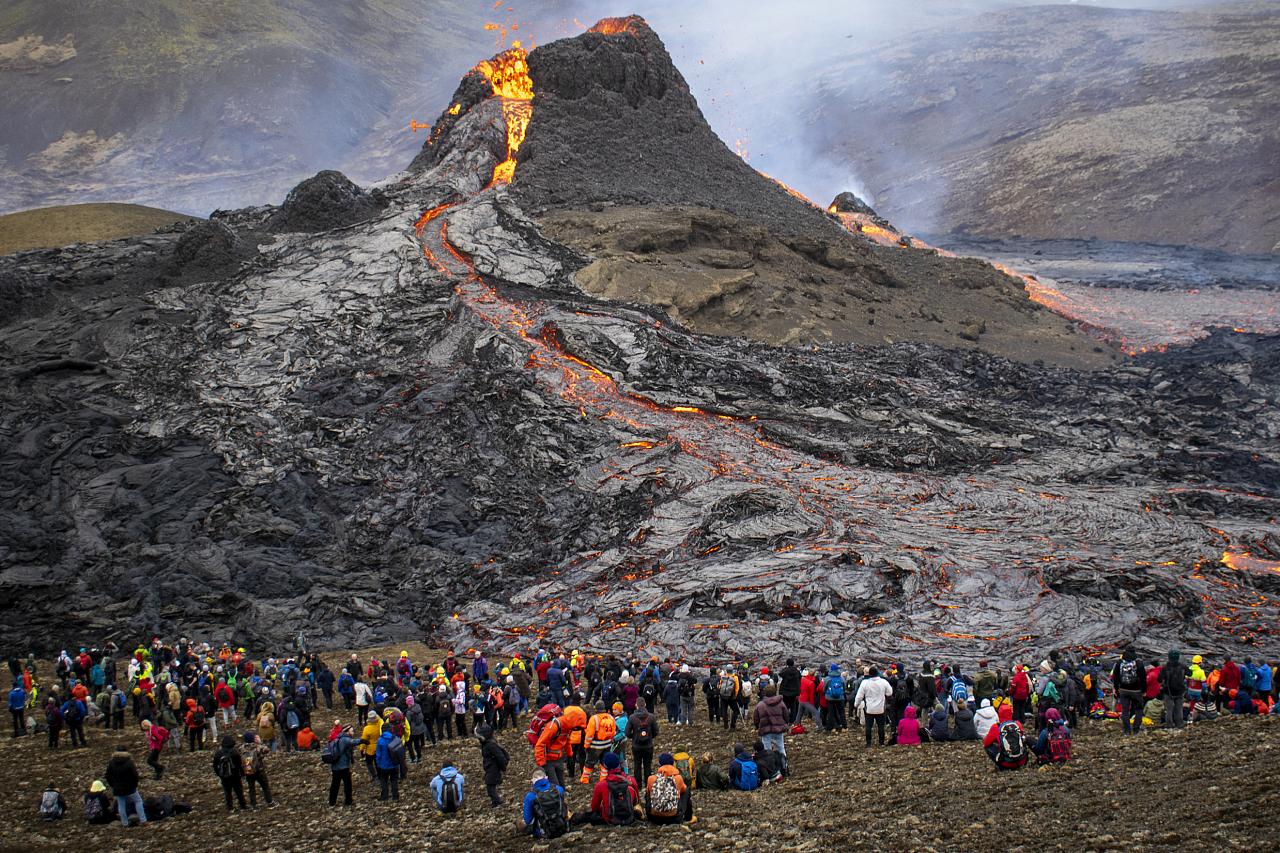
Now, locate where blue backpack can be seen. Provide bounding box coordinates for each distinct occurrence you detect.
[951,679,968,704]
[734,759,760,791]
[824,675,845,701]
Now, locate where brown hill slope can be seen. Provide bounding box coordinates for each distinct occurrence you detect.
[0,203,192,255]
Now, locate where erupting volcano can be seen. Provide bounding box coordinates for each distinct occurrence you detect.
[0,16,1276,663]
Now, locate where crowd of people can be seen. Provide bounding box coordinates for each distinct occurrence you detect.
[9,639,1278,836]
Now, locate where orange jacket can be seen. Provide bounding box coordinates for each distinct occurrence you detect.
[585,712,617,748]
[534,705,586,765]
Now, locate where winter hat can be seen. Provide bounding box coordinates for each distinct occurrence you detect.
[405,695,414,707]
[1045,707,1061,722]
[243,731,256,744]
[658,752,674,766]
[1168,650,1181,662]
[221,734,236,749]
[602,752,621,770]
[981,699,991,708]
[90,780,107,794]
[1039,660,1052,673]
[531,769,547,784]
[611,702,624,714]
[475,724,493,739]
[680,664,690,673]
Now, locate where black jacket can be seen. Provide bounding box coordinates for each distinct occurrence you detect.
[779,666,801,698]
[479,735,509,785]
[627,710,658,751]
[104,754,140,796]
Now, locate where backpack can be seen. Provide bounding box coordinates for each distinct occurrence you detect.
[1039,680,1061,704]
[437,696,453,717]
[39,790,63,821]
[593,714,617,743]
[1117,660,1141,690]
[439,776,460,813]
[82,793,104,823]
[1047,727,1072,763]
[320,739,340,765]
[286,709,300,730]
[525,703,560,747]
[648,772,680,817]
[673,751,696,788]
[388,736,406,762]
[242,747,260,775]
[996,722,1027,765]
[824,675,845,701]
[950,679,968,705]
[488,686,504,710]
[532,785,569,838]
[630,714,653,750]
[734,759,760,791]
[604,776,635,825]
[191,707,206,728]
[114,692,126,710]
[63,702,82,724]
[718,675,737,700]
[214,750,236,780]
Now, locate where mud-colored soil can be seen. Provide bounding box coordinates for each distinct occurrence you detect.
[5,648,1278,852]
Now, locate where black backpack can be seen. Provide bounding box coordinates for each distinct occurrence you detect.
[439,777,460,813]
[532,786,568,838]
[604,776,635,825]
[214,750,236,780]
[631,714,653,749]
[1117,659,1142,690]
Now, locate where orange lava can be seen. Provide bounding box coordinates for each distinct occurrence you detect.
[1221,548,1280,575]
[589,15,645,36]
[475,43,534,186]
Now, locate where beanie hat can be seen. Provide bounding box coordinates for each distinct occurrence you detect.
[602,752,621,770]
[221,734,236,749]
[658,752,674,766]
[1045,707,1061,722]
[243,731,256,744]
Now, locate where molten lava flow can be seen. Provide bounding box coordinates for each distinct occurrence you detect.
[589,16,645,36]
[1221,548,1280,575]
[473,43,534,186]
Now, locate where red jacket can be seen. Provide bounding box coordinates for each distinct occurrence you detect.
[798,675,818,705]
[215,683,235,709]
[1010,670,1030,700]
[1144,666,1163,700]
[1219,661,1241,691]
[589,770,638,823]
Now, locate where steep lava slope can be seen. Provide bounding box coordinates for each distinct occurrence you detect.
[0,18,1277,663]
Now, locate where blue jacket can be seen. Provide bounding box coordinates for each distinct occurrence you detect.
[1255,664,1273,693]
[374,731,401,770]
[547,666,566,696]
[7,687,24,711]
[522,777,565,836]
[337,673,355,696]
[728,752,754,787]
[430,765,465,809]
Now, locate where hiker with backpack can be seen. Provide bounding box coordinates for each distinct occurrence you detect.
[1160,649,1189,729]
[476,723,509,806]
[522,769,569,839]
[1009,664,1032,723]
[677,664,697,725]
[1032,707,1072,764]
[430,760,466,813]
[38,784,66,821]
[44,696,63,749]
[240,731,274,807]
[582,701,619,784]
[717,668,742,729]
[533,703,585,791]
[60,694,88,747]
[646,752,692,824]
[572,751,639,827]
[324,724,359,806]
[1112,649,1147,735]
[628,699,659,786]
[374,726,405,801]
[140,719,168,780]
[83,779,117,825]
[823,664,848,732]
[213,734,247,811]
[983,718,1030,771]
[8,679,26,738]
[729,743,761,791]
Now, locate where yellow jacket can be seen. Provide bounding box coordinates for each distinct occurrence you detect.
[360,716,383,757]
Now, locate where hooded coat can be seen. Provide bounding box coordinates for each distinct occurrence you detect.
[973,699,1000,740]
[752,694,789,734]
[896,706,922,745]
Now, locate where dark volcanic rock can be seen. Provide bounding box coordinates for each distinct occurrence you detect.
[831,191,877,217]
[266,170,383,233]
[169,220,252,279]
[513,18,841,241]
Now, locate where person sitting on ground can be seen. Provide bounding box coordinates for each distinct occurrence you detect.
[430,760,465,814]
[1142,696,1165,728]
[1031,707,1072,764]
[39,784,66,821]
[522,770,569,839]
[728,743,760,791]
[571,751,639,826]
[646,752,693,824]
[951,699,979,741]
[83,780,117,825]
[695,751,731,791]
[973,698,1000,741]
[1232,688,1258,715]
[924,704,950,743]
[1190,692,1218,723]
[983,718,1029,771]
[752,739,784,784]
[896,706,922,745]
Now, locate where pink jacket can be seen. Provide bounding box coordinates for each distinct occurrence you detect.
[896,706,921,745]
[146,723,169,752]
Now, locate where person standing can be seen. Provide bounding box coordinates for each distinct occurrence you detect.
[752,685,790,755]
[374,727,404,801]
[327,724,359,807]
[1112,650,1147,735]
[854,666,894,746]
[8,680,26,738]
[213,734,247,811]
[476,723,509,806]
[104,745,147,828]
[627,700,658,786]
[240,731,275,808]
[1160,649,1189,729]
[140,719,168,780]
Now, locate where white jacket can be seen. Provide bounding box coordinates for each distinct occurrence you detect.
[853,676,894,715]
[354,681,373,707]
[974,700,1000,739]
